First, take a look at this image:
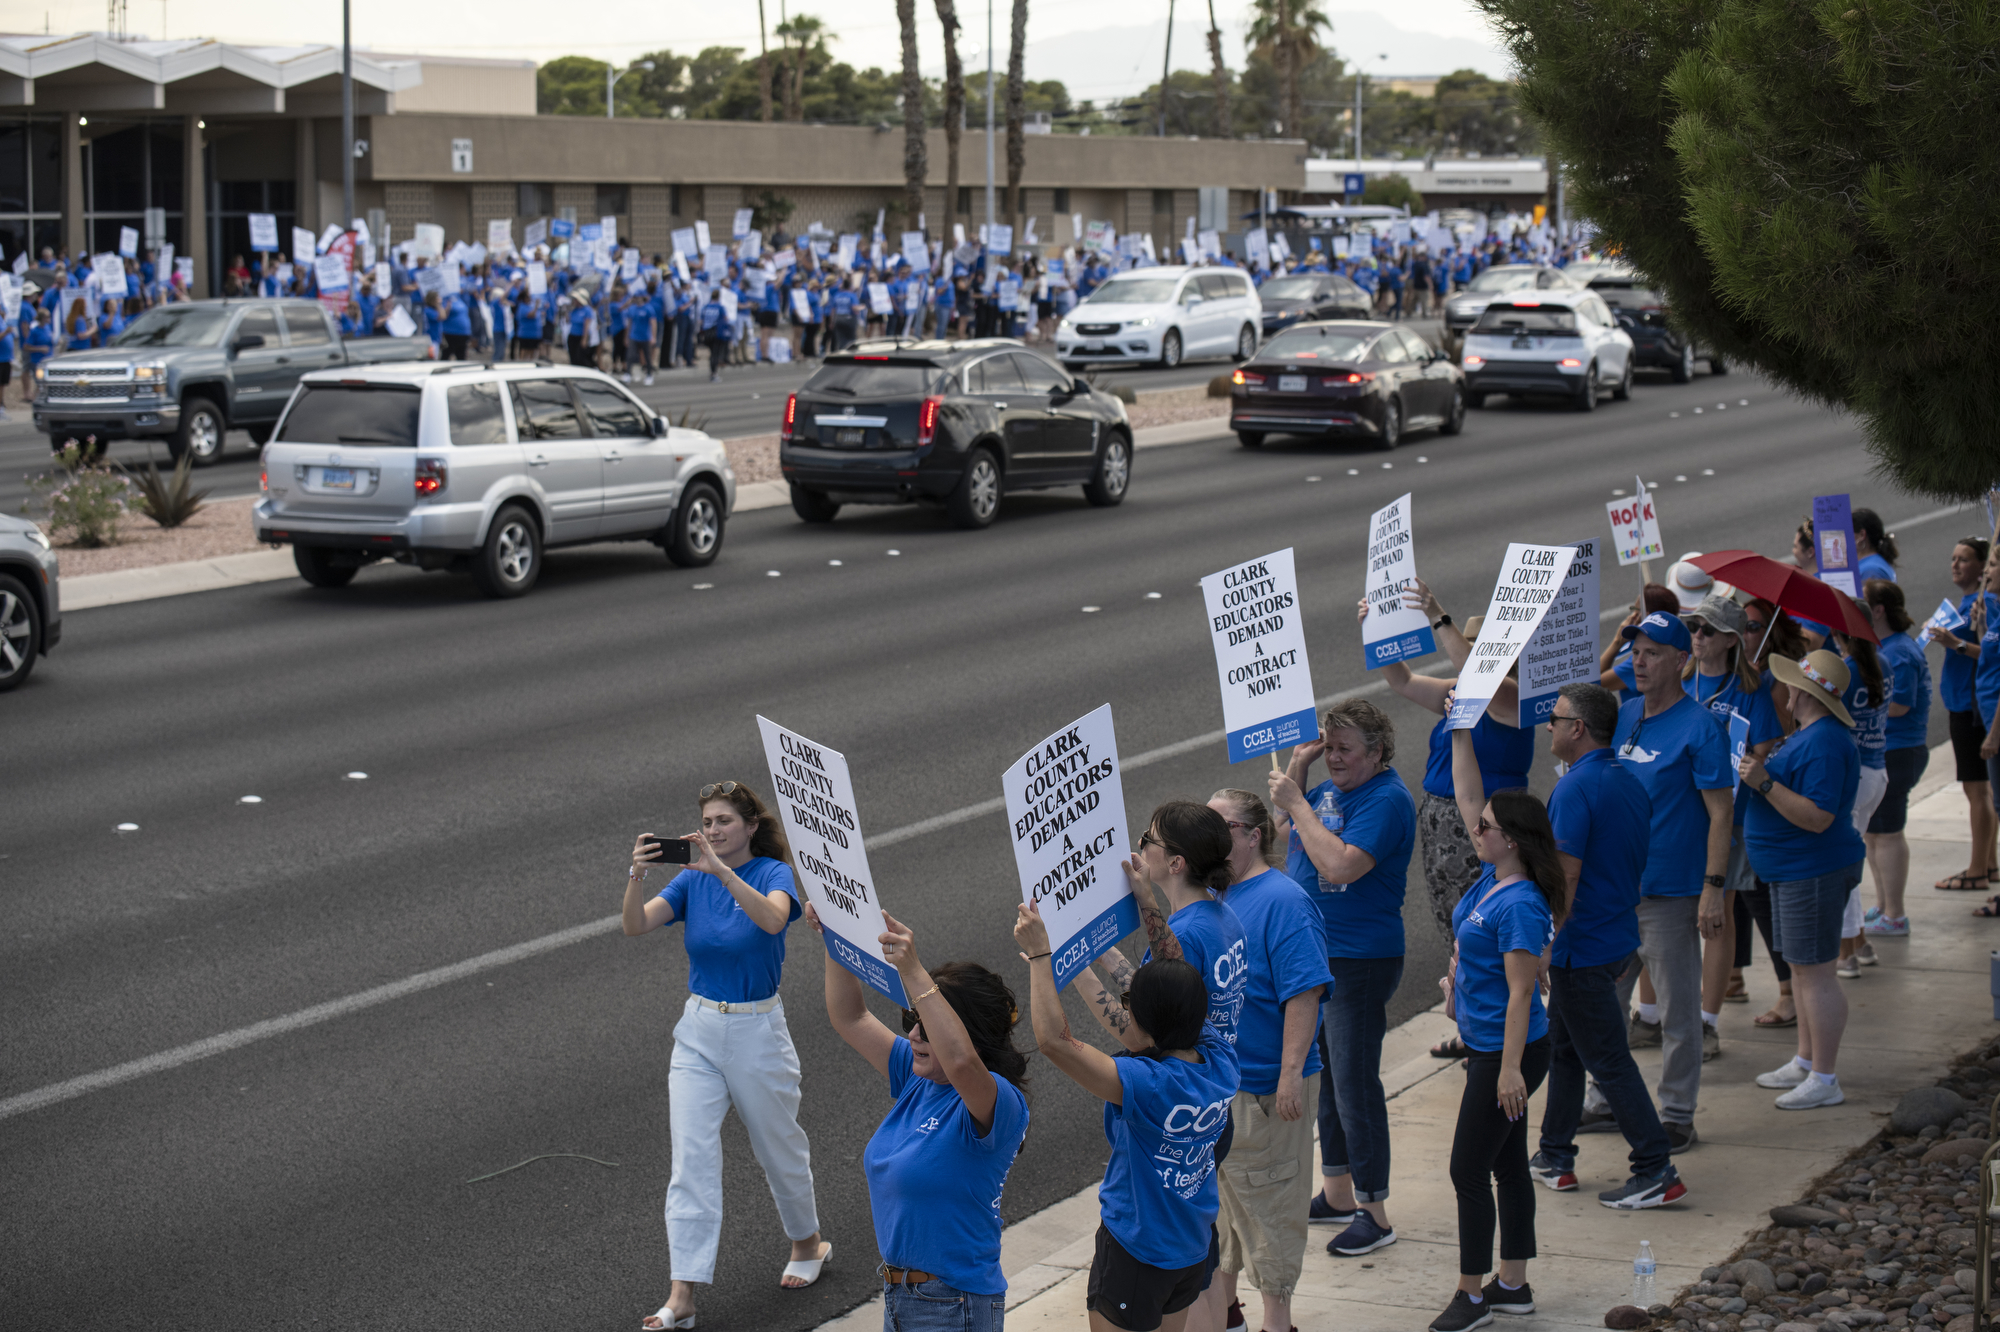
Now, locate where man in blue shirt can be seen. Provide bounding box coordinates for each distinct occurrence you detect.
[1532,684,1681,1209]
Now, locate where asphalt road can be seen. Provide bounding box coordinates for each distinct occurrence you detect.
[2,364,1965,1331]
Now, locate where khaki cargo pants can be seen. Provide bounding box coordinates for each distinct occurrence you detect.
[1215,1074,1320,1300]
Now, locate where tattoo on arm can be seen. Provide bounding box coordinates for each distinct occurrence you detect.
[1092,985,1131,1032]
[1105,955,1136,991]
[1138,903,1184,962]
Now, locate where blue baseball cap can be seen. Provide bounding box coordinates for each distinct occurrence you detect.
[1621,610,1692,653]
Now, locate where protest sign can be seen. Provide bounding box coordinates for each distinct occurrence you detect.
[1197,229,1221,260]
[741,230,763,262]
[1926,597,1968,636]
[466,241,488,268]
[694,219,711,252]
[385,304,417,338]
[866,282,892,315]
[412,223,444,258]
[732,208,755,239]
[670,226,697,257]
[620,249,640,282]
[997,278,1020,311]
[157,242,173,274]
[771,247,796,271]
[318,222,347,255]
[989,223,1014,255]
[1083,220,1113,252]
[579,223,601,250]
[1446,542,1572,729]
[0,275,16,323]
[314,253,350,291]
[1606,475,1664,570]
[745,267,768,300]
[438,263,462,296]
[549,217,575,241]
[1515,540,1602,725]
[248,213,279,251]
[415,266,444,296]
[173,257,193,288]
[487,218,513,253]
[718,288,738,322]
[93,252,128,297]
[901,230,929,271]
[1200,548,1319,764]
[703,244,728,276]
[791,288,812,322]
[1002,704,1138,993]
[671,251,691,284]
[526,261,547,296]
[373,261,391,294]
[291,226,316,266]
[771,338,793,363]
[1812,493,1857,596]
[1727,711,1751,793]
[756,717,907,1005]
[523,218,549,250]
[118,226,138,259]
[1361,493,1436,668]
[1244,227,1270,267]
[600,216,617,244]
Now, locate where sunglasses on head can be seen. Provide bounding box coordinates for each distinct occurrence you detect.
[699,782,740,799]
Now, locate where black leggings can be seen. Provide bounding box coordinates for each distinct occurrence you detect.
[1451,1036,1552,1276]
[1741,883,1790,982]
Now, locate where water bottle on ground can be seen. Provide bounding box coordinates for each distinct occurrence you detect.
[1632,1241,1658,1307]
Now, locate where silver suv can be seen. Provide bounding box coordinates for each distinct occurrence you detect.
[0,512,61,691]
[253,363,736,598]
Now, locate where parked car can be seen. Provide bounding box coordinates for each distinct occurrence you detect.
[1442,264,1584,335]
[1229,321,1465,450]
[1594,285,1728,382]
[32,299,434,467]
[253,363,733,598]
[780,338,1131,529]
[1458,294,1635,411]
[1055,265,1261,369]
[0,512,61,692]
[1255,273,1374,338]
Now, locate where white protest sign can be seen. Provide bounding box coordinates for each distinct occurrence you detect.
[1516,540,1602,726]
[741,230,763,262]
[118,226,139,259]
[732,208,755,239]
[314,254,350,292]
[791,288,813,321]
[248,214,279,251]
[523,218,549,250]
[292,226,317,266]
[526,261,547,296]
[704,244,729,276]
[901,230,929,271]
[1926,597,1968,636]
[373,261,391,294]
[1002,704,1138,992]
[488,219,513,253]
[1200,548,1319,764]
[670,226,697,257]
[718,288,739,322]
[1605,476,1664,567]
[318,222,347,255]
[1245,227,1270,266]
[1446,543,1572,728]
[93,252,128,297]
[989,223,1014,255]
[156,242,174,274]
[173,257,193,287]
[866,282,892,315]
[771,338,793,363]
[1197,229,1221,260]
[385,303,417,338]
[1361,493,1437,668]
[837,234,859,269]
[671,251,691,283]
[620,249,640,282]
[756,717,907,1005]
[0,275,16,323]
[694,219,712,252]
[772,247,796,271]
[439,263,462,296]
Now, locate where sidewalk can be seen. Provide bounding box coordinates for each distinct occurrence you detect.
[820,742,1997,1332]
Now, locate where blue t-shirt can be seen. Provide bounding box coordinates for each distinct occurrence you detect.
[1857,553,1897,585]
[1547,748,1650,968]
[1611,646,1639,704]
[1099,1027,1240,1270]
[1144,899,1250,1046]
[1842,656,1888,770]
[1284,770,1415,958]
[656,856,802,1002]
[1940,592,1988,714]
[1690,667,1784,826]
[1744,718,1866,882]
[1978,608,2000,726]
[864,1037,1029,1296]
[1214,869,1329,1094]
[1613,694,1733,896]
[1422,713,1535,800]
[1879,632,1932,751]
[1451,868,1554,1054]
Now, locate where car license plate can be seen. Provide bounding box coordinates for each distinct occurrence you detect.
[1279,375,1307,392]
[1083,342,1104,352]
[835,428,866,446]
[321,467,356,490]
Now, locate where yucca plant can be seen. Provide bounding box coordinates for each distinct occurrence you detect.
[125,448,211,529]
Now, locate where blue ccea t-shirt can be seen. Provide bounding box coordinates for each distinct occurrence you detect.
[1451,868,1554,1054]
[1978,610,2000,726]
[1547,748,1650,969]
[1940,592,1990,714]
[656,856,802,1002]
[1421,713,1535,801]
[1857,552,1897,585]
[1743,717,1865,882]
[1144,898,1251,1046]
[1098,1025,1241,1270]
[1284,769,1416,959]
[1842,656,1888,770]
[1613,695,1733,896]
[1215,869,1329,1094]
[1879,632,1932,751]
[863,1036,1030,1296]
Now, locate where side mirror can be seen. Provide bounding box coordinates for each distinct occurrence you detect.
[232,333,266,353]
[652,415,669,438]
[1182,292,1204,306]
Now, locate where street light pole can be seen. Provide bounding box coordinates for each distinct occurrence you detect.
[984,0,995,244]
[341,0,353,233]
[606,61,656,120]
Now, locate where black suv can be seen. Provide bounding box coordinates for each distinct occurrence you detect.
[779,338,1133,529]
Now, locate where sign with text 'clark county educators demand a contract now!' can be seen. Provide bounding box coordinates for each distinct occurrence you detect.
[1362,493,1437,668]
[1003,705,1138,993]
[1201,548,1319,764]
[1447,543,1572,730]
[1515,540,1602,726]
[756,716,907,1006]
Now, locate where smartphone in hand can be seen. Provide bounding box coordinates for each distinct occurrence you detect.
[640,834,696,865]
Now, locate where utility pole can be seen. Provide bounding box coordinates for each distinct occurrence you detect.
[341,0,353,235]
[985,0,996,248]
[1158,0,1175,137]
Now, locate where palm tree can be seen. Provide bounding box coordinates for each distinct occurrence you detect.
[756,0,774,122]
[934,0,966,239]
[1004,0,1027,235]
[775,14,830,122]
[1247,0,1330,138]
[1206,0,1230,136]
[897,0,928,229]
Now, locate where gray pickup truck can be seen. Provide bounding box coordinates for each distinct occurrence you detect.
[31,298,434,466]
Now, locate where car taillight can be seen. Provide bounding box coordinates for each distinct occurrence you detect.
[415,458,447,496]
[1327,372,1374,385]
[1558,357,1583,368]
[1234,370,1263,386]
[917,395,943,447]
[782,393,798,442]
[260,467,267,493]
[1462,356,1485,369]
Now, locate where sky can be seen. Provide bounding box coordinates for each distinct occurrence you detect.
[19,0,1511,97]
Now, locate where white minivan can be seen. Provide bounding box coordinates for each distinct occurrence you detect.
[253,362,735,597]
[1056,265,1262,369]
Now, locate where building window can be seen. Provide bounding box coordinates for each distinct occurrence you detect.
[517,182,550,217]
[1052,187,1069,213]
[0,116,64,264]
[596,184,629,217]
[669,183,682,217]
[1153,189,1174,214]
[208,174,296,293]
[79,119,188,259]
[957,186,972,216]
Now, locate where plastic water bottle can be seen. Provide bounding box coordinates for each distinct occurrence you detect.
[1631,1241,1658,1307]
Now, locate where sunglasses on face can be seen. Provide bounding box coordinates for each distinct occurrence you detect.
[699,782,740,799]
[899,1010,926,1039]
[1546,711,1578,729]
[1474,816,1501,837]
[1222,819,1256,833]
[1744,620,1767,634]
[1138,830,1162,852]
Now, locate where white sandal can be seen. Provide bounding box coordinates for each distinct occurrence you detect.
[641,1302,696,1330]
[780,1242,832,1289]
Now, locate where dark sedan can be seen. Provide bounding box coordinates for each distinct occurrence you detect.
[1596,285,1729,382]
[1256,273,1374,337]
[1229,321,1465,451]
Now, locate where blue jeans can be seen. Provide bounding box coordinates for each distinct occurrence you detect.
[1538,955,1672,1179]
[1316,955,1403,1202]
[883,1278,1006,1332]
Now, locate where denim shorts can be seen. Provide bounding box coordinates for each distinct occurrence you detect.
[882,1277,1006,1332]
[1769,863,1865,966]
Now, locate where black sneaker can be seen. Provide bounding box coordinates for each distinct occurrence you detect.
[1528,1151,1577,1192]
[1430,1291,1495,1332]
[1309,1193,1360,1225]
[1575,1107,1623,1135]
[1599,1165,1687,1210]
[1328,1212,1397,1255]
[1665,1121,1698,1155]
[1481,1279,1536,1315]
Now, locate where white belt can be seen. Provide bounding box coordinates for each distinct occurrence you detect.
[688,994,781,1015]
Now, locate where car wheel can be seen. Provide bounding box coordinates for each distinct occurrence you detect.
[1576,366,1599,412]
[1439,388,1466,436]
[171,396,226,467]
[1377,398,1402,450]
[0,572,42,692]
[1709,354,1729,375]
[1612,358,1634,401]
[1233,325,1258,362]
[667,483,725,567]
[1466,391,1487,410]
[1084,434,1131,507]
[292,544,358,589]
[471,505,542,597]
[246,422,276,446]
[1236,430,1265,449]
[1159,330,1183,369]
[1672,342,1695,384]
[790,484,840,524]
[945,448,1002,529]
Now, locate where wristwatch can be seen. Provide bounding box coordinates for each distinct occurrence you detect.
[1432,614,1452,630]
[1758,777,1775,795]
[1704,874,1726,888]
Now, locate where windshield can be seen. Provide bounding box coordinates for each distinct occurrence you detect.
[1258,278,1322,301]
[1259,326,1376,361]
[1084,277,1180,305]
[1466,268,1544,294]
[1473,307,1578,334]
[276,384,423,446]
[804,362,944,397]
[111,306,230,348]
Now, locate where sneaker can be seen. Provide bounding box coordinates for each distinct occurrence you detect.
[1628,1013,1663,1048]
[1665,1121,1699,1154]
[1528,1151,1578,1192]
[1599,1165,1687,1209]
[644,374,655,386]
[1309,1193,1360,1225]
[1701,1021,1721,1062]
[1576,1106,1623,1135]
[1776,1077,1845,1110]
[1862,905,1883,923]
[1481,1279,1537,1315]
[1329,1212,1398,1255]
[1855,941,1879,965]
[1430,1291,1495,1332]
[1862,915,1908,937]
[1836,955,1862,979]
[1756,1057,1811,1089]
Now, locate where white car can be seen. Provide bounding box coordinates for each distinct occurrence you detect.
[1441,263,1583,334]
[1458,293,1635,412]
[1057,266,1261,369]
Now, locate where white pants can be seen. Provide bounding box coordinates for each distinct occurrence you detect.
[666,995,820,1284]
[1843,766,1889,936]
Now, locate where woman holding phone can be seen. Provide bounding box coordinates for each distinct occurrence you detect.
[624,781,831,1331]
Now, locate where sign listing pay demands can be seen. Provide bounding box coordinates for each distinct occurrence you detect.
[1515,540,1602,725]
[1200,548,1319,763]
[1003,704,1138,993]
[1361,494,1437,668]
[1606,476,1664,567]
[1447,542,1574,729]
[755,716,907,1006]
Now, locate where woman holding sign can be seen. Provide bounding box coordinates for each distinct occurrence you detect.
[623,781,830,1331]
[1928,538,1997,894]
